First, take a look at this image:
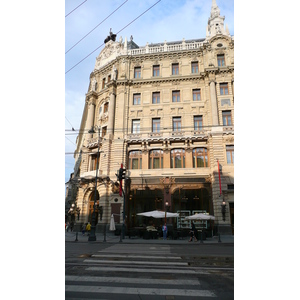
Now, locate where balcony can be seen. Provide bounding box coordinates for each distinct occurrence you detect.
[86,137,103,149]
[125,129,209,143]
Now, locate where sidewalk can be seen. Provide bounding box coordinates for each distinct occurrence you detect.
[65,230,234,244]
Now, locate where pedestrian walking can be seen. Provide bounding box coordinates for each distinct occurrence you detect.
[162,223,168,240]
[86,222,91,235]
[189,221,198,242]
[70,221,74,232]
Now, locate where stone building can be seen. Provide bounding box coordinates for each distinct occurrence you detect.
[72,0,234,235]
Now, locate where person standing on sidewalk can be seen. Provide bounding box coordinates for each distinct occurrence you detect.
[162,223,168,240]
[189,221,198,242]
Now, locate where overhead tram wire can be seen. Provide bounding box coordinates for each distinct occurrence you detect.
[65,0,129,54]
[65,0,162,75]
[65,116,75,131]
[65,0,88,18]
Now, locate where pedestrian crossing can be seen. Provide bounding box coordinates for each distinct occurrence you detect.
[65,244,217,299]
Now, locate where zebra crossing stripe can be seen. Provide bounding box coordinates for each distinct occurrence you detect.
[92,254,182,260]
[83,259,188,266]
[65,275,200,285]
[85,266,209,274]
[65,285,216,297]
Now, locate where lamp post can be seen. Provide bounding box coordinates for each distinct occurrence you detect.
[165,201,169,224]
[87,125,101,242]
[221,200,226,221]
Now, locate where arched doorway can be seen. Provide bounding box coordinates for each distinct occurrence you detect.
[88,190,99,225]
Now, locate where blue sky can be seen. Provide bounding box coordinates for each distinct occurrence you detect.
[65,0,234,182]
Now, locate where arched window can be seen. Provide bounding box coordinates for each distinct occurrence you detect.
[149,150,163,169]
[171,149,185,168]
[128,150,142,169]
[193,148,209,168]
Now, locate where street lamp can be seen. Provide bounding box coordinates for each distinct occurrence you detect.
[221,201,226,221]
[165,200,169,224]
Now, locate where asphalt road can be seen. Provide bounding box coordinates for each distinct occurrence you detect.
[65,242,234,299]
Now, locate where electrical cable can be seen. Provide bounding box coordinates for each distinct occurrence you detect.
[65,0,162,74]
[65,116,75,131]
[65,0,129,54]
[65,0,88,18]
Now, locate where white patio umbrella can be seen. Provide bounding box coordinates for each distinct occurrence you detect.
[185,213,215,237]
[109,214,116,231]
[185,213,215,220]
[137,210,179,219]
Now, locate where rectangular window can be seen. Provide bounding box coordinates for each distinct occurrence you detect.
[220,83,229,95]
[104,102,109,113]
[226,145,234,164]
[173,117,181,131]
[153,65,160,77]
[193,89,201,101]
[132,158,139,169]
[108,75,111,82]
[101,126,107,137]
[172,63,179,75]
[102,78,106,89]
[152,118,160,132]
[133,93,141,105]
[90,154,99,171]
[172,90,180,102]
[134,67,141,78]
[132,120,140,134]
[217,54,225,67]
[222,111,232,126]
[191,61,199,73]
[194,116,203,130]
[152,92,160,104]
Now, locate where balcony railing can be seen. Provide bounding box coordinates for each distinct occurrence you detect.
[125,126,233,142]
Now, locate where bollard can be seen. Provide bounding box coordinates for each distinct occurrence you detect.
[218,233,222,243]
[75,232,78,242]
[103,225,106,242]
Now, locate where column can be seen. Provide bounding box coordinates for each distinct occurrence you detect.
[86,99,95,138]
[210,81,219,126]
[107,92,116,137]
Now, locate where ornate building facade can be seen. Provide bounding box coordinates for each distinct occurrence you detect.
[72,0,234,235]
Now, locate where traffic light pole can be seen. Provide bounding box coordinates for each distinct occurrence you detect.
[117,164,126,242]
[119,186,125,242]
